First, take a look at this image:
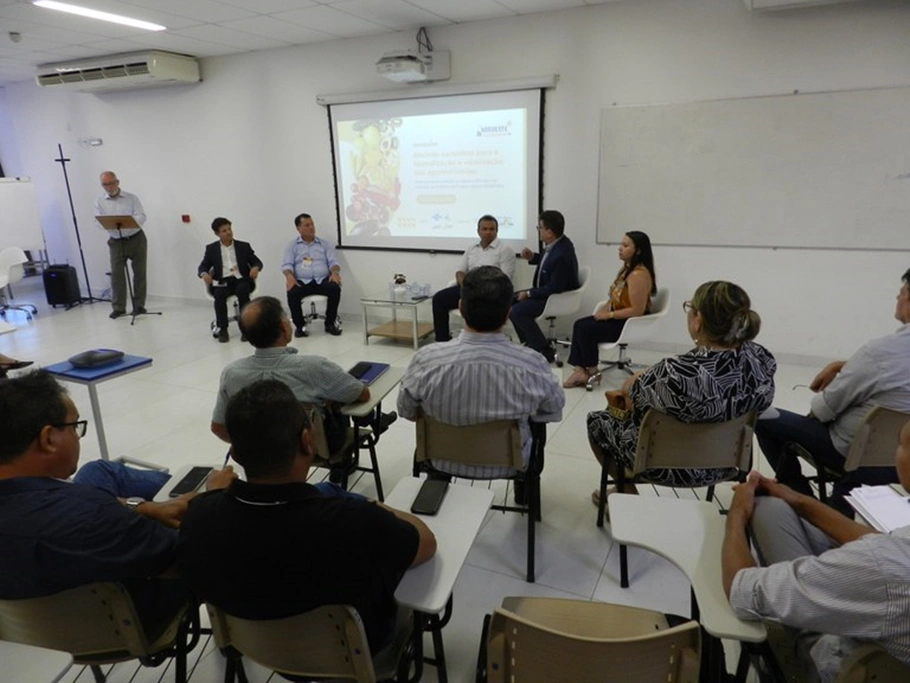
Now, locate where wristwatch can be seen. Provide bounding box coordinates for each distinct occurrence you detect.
[125,497,145,510]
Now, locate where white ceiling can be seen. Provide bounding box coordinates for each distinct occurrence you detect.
[0,0,618,85]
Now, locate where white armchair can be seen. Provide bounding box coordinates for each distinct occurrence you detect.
[537,265,592,368]
[587,287,670,388]
[0,247,37,321]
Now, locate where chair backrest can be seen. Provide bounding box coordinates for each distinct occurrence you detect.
[835,644,910,683]
[415,414,524,470]
[539,265,592,319]
[206,603,377,683]
[486,598,700,683]
[0,247,28,288]
[843,406,910,472]
[632,410,755,481]
[0,582,164,663]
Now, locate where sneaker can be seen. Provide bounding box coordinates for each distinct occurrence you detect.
[110,310,125,319]
[294,326,309,338]
[325,322,342,336]
[217,330,229,343]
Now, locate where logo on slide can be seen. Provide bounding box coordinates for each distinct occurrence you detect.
[476,122,512,137]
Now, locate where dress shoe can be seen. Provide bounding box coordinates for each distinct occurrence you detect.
[513,480,527,506]
[0,359,33,371]
[541,346,556,364]
[325,322,342,336]
[353,411,398,434]
[294,326,309,338]
[132,307,147,315]
[110,310,125,319]
[217,330,229,343]
[240,333,248,342]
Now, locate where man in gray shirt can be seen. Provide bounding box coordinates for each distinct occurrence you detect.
[755,268,910,511]
[211,296,367,482]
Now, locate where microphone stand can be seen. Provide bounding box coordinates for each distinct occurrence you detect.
[54,143,108,307]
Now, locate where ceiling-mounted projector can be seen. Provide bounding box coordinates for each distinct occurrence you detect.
[376,50,450,84]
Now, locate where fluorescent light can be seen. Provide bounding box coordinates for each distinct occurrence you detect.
[33,1,167,32]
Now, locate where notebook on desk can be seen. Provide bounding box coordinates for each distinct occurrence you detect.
[846,485,910,533]
[348,361,390,386]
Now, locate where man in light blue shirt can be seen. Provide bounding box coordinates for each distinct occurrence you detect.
[94,171,147,319]
[281,213,342,337]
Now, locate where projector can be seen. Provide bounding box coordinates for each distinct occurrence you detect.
[376,50,450,84]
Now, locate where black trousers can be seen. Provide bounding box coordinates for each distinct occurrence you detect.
[287,279,340,329]
[566,316,626,367]
[211,278,254,330]
[432,284,461,342]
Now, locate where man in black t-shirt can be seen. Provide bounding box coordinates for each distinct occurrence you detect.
[177,379,436,652]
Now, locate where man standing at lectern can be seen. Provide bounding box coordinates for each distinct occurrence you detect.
[95,171,147,319]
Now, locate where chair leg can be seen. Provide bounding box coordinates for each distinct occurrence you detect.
[705,484,715,503]
[90,665,106,682]
[596,458,610,528]
[817,468,829,505]
[620,543,629,589]
[527,485,536,583]
[367,437,384,501]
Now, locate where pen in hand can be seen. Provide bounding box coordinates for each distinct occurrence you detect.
[223,447,232,469]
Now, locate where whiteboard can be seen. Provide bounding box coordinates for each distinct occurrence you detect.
[597,88,910,250]
[0,178,45,250]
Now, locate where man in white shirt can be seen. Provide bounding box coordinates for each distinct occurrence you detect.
[94,171,147,319]
[197,217,263,343]
[432,214,515,342]
[755,268,910,512]
[723,418,910,682]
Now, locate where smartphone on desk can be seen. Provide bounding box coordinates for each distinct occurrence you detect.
[410,478,449,516]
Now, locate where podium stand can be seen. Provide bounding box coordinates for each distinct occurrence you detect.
[95,215,161,325]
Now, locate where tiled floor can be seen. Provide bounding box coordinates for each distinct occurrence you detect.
[1,275,823,682]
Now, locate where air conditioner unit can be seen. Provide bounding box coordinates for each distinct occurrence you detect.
[376,50,450,84]
[742,0,861,10]
[36,51,200,92]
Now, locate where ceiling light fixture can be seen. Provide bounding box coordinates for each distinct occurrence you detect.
[33,1,166,32]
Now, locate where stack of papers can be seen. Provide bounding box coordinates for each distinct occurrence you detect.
[846,485,910,533]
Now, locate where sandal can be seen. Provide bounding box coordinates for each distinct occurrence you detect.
[590,487,618,508]
[563,367,591,389]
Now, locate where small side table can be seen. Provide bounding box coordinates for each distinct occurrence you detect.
[361,292,434,350]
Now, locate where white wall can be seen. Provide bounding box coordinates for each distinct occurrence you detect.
[1,0,908,360]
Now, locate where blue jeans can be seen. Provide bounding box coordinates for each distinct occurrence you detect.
[74,460,171,499]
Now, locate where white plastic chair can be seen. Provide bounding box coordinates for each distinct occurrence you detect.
[587,287,671,387]
[0,247,37,321]
[537,265,591,367]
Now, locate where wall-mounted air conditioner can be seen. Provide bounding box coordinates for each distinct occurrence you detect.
[36,51,200,92]
[742,0,862,10]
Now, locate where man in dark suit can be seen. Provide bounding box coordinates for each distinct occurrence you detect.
[509,209,580,362]
[198,217,263,343]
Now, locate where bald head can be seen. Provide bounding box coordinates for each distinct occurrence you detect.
[99,171,120,198]
[239,296,289,348]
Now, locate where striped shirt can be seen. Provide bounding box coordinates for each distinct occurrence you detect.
[94,190,146,239]
[811,324,910,455]
[212,347,364,424]
[397,331,565,478]
[730,525,910,681]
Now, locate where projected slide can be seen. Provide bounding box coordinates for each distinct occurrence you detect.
[329,90,542,252]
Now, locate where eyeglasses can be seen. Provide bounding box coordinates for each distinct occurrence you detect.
[682,301,695,314]
[52,420,88,438]
[101,181,118,187]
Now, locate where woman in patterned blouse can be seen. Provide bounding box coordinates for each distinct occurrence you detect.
[563,231,656,388]
[587,281,776,504]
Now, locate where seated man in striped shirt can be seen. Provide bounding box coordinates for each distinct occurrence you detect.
[398,266,564,481]
[723,419,910,682]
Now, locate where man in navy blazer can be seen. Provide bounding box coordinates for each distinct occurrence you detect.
[509,210,580,362]
[198,217,263,342]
